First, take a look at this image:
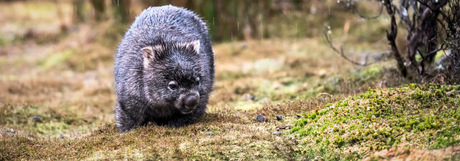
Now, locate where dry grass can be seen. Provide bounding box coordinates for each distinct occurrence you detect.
[3,1,452,160]
[1,96,345,160]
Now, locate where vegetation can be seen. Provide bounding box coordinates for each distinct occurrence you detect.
[326,0,460,84]
[1,0,459,160]
[290,83,460,160]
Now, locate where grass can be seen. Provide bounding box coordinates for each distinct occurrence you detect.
[1,97,343,160]
[289,83,460,160]
[1,1,459,160]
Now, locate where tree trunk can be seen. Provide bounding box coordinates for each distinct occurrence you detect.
[73,0,85,23]
[91,0,106,22]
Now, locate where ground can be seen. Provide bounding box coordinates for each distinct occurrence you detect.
[1,1,459,160]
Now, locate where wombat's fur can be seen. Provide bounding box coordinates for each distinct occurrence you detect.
[114,5,214,133]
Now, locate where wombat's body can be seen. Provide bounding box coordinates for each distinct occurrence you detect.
[114,5,214,132]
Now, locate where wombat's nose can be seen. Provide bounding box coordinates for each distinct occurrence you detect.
[185,95,198,108]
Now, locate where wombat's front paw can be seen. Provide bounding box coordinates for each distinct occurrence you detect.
[116,120,138,133]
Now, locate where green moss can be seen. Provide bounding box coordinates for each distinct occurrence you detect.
[0,104,95,135]
[290,84,460,159]
[334,136,345,147]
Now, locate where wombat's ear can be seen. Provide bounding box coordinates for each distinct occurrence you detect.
[142,45,163,67]
[189,40,200,54]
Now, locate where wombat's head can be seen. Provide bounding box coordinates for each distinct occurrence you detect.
[142,40,202,115]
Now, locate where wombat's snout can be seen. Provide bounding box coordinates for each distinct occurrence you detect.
[185,95,198,108]
[178,93,200,114]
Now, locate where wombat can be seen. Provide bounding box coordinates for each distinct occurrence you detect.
[114,5,214,133]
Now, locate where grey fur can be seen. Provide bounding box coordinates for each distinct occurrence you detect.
[114,5,214,133]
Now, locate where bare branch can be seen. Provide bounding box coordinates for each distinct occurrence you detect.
[384,0,408,77]
[426,41,449,58]
[323,31,389,67]
[352,3,384,19]
[416,0,450,23]
[399,0,412,37]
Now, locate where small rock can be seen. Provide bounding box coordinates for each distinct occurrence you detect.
[32,116,41,122]
[296,115,303,119]
[276,126,292,130]
[273,131,281,136]
[256,114,265,122]
[6,128,15,134]
[276,115,282,121]
[60,134,65,139]
[242,93,256,102]
[206,131,213,135]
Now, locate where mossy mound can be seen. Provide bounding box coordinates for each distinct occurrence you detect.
[290,83,460,160]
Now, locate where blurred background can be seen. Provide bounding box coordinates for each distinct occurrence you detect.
[0,0,390,135]
[0,0,387,44]
[3,1,460,160]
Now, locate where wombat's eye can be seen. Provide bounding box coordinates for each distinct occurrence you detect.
[168,81,178,90]
[196,77,200,85]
